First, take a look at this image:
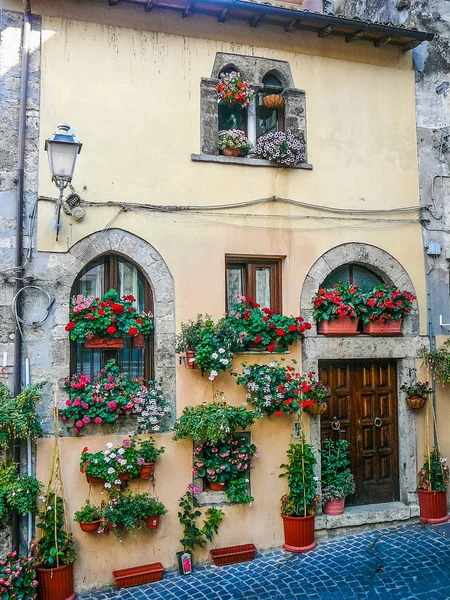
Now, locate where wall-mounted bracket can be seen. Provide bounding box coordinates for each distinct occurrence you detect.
[439,315,450,327]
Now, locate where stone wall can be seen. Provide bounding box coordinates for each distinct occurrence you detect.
[335,1,450,335]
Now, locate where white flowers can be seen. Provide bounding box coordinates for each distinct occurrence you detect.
[107,467,116,474]
[117,448,125,455]
[208,370,218,381]
[110,453,116,459]
[106,442,114,449]
[218,348,225,354]
[242,400,248,407]
[211,352,218,359]
[104,482,111,489]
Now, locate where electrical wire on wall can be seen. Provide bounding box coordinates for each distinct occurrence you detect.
[11,286,54,338]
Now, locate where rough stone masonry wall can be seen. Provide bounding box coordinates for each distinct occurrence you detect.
[334,0,450,334]
[0,9,41,556]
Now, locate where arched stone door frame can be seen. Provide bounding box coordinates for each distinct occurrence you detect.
[300,243,422,508]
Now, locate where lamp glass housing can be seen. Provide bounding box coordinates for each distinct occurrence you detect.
[46,140,80,180]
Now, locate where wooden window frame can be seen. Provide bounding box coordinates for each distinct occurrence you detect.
[70,254,154,380]
[225,254,283,313]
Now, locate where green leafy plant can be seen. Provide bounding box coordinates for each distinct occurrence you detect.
[102,489,166,537]
[0,547,38,599]
[178,486,224,552]
[321,439,355,503]
[65,288,153,342]
[226,478,254,504]
[61,359,170,435]
[176,314,214,353]
[138,438,165,464]
[0,464,41,518]
[36,494,76,568]
[173,398,259,444]
[417,447,449,492]
[400,381,432,399]
[0,384,44,450]
[420,340,450,384]
[280,434,319,517]
[193,319,238,379]
[73,500,101,524]
[133,494,167,519]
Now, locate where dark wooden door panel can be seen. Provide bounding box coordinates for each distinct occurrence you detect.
[319,360,399,506]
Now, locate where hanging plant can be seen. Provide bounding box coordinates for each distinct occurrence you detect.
[420,340,450,384]
[0,383,44,450]
[65,289,153,344]
[215,71,254,106]
[0,463,41,518]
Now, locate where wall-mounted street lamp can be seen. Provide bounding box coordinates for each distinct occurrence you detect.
[44,123,82,241]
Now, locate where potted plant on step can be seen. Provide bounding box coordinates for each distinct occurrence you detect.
[400,381,432,410]
[279,430,319,553]
[217,129,251,157]
[35,493,76,600]
[313,283,361,335]
[360,285,416,335]
[177,484,224,575]
[321,439,355,516]
[73,500,102,533]
[417,447,449,524]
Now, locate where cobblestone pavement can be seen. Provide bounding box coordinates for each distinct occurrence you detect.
[79,522,450,600]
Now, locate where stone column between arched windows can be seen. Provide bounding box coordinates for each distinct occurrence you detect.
[300,243,424,513]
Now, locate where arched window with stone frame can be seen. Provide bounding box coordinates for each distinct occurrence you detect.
[70,253,154,380]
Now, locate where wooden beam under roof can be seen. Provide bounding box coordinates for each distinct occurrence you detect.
[373,35,392,47]
[284,18,299,33]
[218,7,231,22]
[345,29,366,43]
[144,0,155,11]
[183,1,194,17]
[249,13,264,27]
[318,24,333,38]
[402,39,422,52]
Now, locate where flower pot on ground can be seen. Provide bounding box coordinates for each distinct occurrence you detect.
[400,381,432,410]
[279,430,319,553]
[417,447,449,524]
[74,500,102,533]
[321,439,355,516]
[113,563,164,589]
[36,494,76,600]
[210,544,257,566]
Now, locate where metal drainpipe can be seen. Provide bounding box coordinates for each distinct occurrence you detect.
[12,0,32,554]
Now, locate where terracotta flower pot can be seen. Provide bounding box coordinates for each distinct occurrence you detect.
[208,481,227,492]
[303,403,327,416]
[417,489,449,524]
[86,474,106,485]
[262,94,284,109]
[79,520,101,533]
[317,316,359,336]
[210,544,257,566]
[84,336,124,349]
[406,395,427,410]
[131,332,145,349]
[119,472,131,481]
[146,515,160,530]
[362,318,402,336]
[184,350,198,369]
[37,563,76,600]
[140,463,155,479]
[222,148,240,157]
[281,513,317,553]
[113,563,164,589]
[323,498,345,516]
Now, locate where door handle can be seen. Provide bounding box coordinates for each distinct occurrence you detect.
[373,417,382,428]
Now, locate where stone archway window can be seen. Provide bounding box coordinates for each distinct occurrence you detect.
[70,253,154,380]
[322,264,383,292]
[256,73,285,139]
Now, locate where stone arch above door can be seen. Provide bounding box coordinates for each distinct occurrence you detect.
[300,242,419,337]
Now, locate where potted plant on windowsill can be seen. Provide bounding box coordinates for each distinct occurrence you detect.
[65,289,153,349]
[177,484,224,575]
[217,129,251,157]
[400,381,432,410]
[313,283,361,335]
[176,314,214,370]
[279,428,319,553]
[35,493,77,600]
[417,447,449,524]
[254,131,306,167]
[321,439,355,516]
[360,285,416,335]
[73,500,102,533]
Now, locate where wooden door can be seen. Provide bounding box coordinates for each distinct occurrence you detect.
[319,360,399,506]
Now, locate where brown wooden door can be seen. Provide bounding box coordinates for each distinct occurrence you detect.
[319,360,399,506]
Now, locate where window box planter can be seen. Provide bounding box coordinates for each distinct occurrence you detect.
[208,481,227,492]
[113,563,164,589]
[281,514,316,553]
[86,472,130,485]
[84,336,124,349]
[322,498,345,516]
[210,544,257,566]
[146,515,160,530]
[317,317,359,336]
[362,318,402,336]
[417,489,449,524]
[79,520,101,533]
[37,563,76,600]
[184,350,198,370]
[406,396,427,410]
[140,463,155,479]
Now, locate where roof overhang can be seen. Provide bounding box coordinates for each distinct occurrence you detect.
[111,0,434,51]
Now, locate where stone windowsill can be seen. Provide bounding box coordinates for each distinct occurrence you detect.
[234,350,291,355]
[196,490,229,506]
[191,153,313,170]
[315,502,420,532]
